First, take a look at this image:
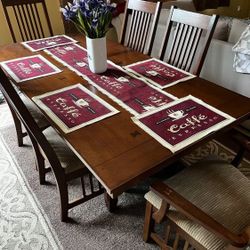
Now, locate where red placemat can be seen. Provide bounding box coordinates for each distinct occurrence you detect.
[45,44,177,115]
[32,83,119,133]
[45,44,90,76]
[84,62,177,115]
[0,55,61,82]
[132,96,235,152]
[125,58,195,89]
[22,35,77,52]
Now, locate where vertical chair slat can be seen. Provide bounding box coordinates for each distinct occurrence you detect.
[178,24,192,69]
[168,23,181,65]
[127,9,136,47]
[41,0,53,36]
[182,27,198,72]
[130,10,141,50]
[180,26,196,71]
[26,4,37,39]
[81,177,86,197]
[21,4,32,40]
[30,3,42,38]
[135,11,145,52]
[34,3,45,38]
[140,13,151,53]
[20,5,30,40]
[137,12,148,53]
[185,27,202,72]
[172,23,185,66]
[98,181,102,191]
[89,174,94,193]
[138,13,150,53]
[133,11,143,51]
[175,23,188,68]
[17,5,29,40]
[12,6,25,41]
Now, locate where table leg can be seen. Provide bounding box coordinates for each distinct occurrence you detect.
[104,192,118,212]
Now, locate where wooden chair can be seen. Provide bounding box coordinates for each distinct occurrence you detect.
[1,0,54,144]
[143,140,250,249]
[0,67,104,222]
[159,6,219,75]
[2,0,53,43]
[120,0,162,55]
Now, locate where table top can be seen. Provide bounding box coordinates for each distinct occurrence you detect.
[0,37,249,197]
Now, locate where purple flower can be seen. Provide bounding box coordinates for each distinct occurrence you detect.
[60,1,78,21]
[60,0,116,38]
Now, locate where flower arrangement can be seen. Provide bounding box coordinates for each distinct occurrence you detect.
[60,0,115,39]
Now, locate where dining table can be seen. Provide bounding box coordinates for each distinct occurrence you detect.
[0,35,249,210]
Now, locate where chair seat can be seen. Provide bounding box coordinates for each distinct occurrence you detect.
[21,94,49,128]
[43,127,86,174]
[145,157,250,250]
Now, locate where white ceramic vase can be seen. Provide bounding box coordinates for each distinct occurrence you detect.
[86,36,107,74]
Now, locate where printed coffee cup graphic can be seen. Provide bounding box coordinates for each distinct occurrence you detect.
[116,76,130,83]
[76,61,87,67]
[70,93,96,114]
[30,63,42,69]
[167,109,187,120]
[70,93,89,107]
[47,41,56,45]
[65,46,74,51]
[146,70,158,76]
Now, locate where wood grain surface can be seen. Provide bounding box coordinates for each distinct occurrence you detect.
[0,36,249,197]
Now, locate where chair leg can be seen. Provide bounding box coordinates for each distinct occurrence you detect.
[11,108,26,147]
[183,241,189,250]
[36,151,46,185]
[29,135,48,185]
[59,182,69,222]
[164,225,171,244]
[143,202,155,242]
[231,146,245,167]
[173,233,180,250]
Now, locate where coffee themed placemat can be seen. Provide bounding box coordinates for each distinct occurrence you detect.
[125,58,195,89]
[44,43,91,76]
[45,45,177,115]
[84,62,177,115]
[0,55,61,82]
[132,95,235,152]
[32,83,119,133]
[22,35,78,52]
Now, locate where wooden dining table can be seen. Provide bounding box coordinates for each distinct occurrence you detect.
[0,36,249,209]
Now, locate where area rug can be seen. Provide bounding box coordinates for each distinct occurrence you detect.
[0,103,249,249]
[0,121,62,249]
[183,140,250,178]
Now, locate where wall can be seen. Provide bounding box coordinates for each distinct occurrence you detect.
[0,0,65,45]
[203,0,250,18]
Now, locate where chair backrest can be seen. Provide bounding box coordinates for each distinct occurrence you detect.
[0,67,63,179]
[159,6,218,75]
[2,0,53,43]
[120,0,162,55]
